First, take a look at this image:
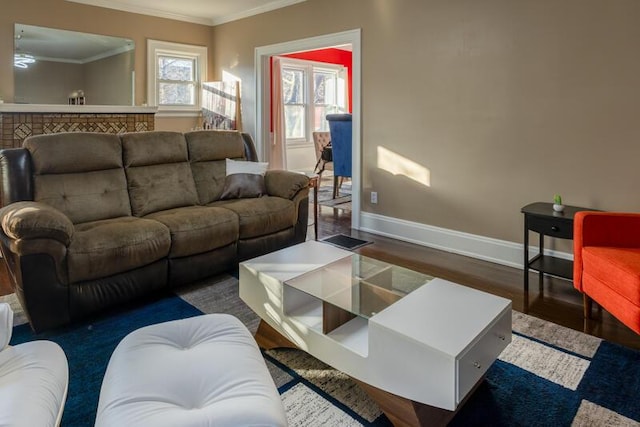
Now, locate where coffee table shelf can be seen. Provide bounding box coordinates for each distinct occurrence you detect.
[326,317,369,356]
[286,299,323,333]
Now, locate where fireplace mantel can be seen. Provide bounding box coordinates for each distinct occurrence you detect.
[0,104,157,114]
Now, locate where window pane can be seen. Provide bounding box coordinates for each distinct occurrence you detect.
[285,105,305,139]
[314,105,341,132]
[282,68,304,104]
[314,106,328,132]
[158,56,195,81]
[159,82,195,105]
[314,71,337,105]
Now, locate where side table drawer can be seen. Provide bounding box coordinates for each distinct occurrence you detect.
[456,308,511,403]
[527,216,572,239]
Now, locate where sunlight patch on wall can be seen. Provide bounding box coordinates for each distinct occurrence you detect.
[222,70,240,82]
[377,146,431,187]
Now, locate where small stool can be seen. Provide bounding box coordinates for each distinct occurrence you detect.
[95,314,287,427]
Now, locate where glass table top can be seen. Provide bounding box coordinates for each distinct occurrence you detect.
[284,253,433,319]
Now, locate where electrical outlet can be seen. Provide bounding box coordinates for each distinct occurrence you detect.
[371,191,378,204]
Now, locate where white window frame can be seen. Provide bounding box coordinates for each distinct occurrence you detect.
[282,63,308,142]
[147,39,207,117]
[280,58,346,145]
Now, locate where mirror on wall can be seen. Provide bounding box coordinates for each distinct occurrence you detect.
[13,24,135,105]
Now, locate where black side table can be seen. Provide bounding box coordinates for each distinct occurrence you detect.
[521,202,595,291]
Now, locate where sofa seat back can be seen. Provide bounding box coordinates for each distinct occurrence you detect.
[24,133,131,224]
[121,132,199,217]
[185,131,247,205]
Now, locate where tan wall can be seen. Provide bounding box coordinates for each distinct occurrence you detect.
[154,116,202,132]
[14,60,84,104]
[85,51,134,105]
[15,52,133,105]
[1,0,212,107]
[211,0,640,245]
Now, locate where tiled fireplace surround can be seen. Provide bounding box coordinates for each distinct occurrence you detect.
[0,106,156,149]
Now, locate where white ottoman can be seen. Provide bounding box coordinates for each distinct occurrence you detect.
[95,314,287,427]
[0,303,69,427]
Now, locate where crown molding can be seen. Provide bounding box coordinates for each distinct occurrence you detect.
[65,0,307,26]
[210,0,307,26]
[35,44,135,65]
[65,0,213,25]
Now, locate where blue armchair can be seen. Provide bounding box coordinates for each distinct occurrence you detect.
[326,114,352,198]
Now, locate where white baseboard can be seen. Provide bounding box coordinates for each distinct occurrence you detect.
[358,212,572,270]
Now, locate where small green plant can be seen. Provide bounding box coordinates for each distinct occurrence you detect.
[554,194,562,205]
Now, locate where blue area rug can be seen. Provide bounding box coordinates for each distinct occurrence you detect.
[449,337,640,426]
[9,277,640,426]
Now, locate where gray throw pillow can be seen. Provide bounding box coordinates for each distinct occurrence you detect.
[220,158,269,199]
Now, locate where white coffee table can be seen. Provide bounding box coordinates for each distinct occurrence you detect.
[239,241,511,426]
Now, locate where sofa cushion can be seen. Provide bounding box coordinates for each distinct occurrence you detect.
[68,217,171,283]
[121,132,199,217]
[145,206,239,258]
[583,246,640,306]
[25,133,123,174]
[186,131,246,162]
[185,131,246,205]
[24,133,131,224]
[212,196,295,239]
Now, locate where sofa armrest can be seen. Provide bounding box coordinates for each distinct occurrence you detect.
[573,211,640,290]
[264,170,310,200]
[0,201,74,246]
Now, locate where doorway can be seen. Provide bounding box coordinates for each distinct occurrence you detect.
[255,29,361,230]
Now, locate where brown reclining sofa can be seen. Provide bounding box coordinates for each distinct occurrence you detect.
[0,130,309,332]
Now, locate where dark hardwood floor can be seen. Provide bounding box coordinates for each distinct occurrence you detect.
[2,198,638,351]
[313,203,640,351]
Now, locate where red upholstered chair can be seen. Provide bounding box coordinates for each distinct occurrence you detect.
[574,211,640,334]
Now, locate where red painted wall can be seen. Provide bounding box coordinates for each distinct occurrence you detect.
[282,48,353,112]
[270,48,353,131]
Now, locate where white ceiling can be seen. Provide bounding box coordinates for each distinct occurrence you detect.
[65,0,307,26]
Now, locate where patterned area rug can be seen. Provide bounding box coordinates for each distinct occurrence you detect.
[315,182,351,211]
[4,274,640,426]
